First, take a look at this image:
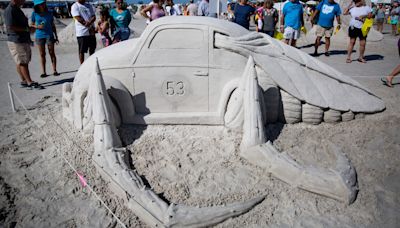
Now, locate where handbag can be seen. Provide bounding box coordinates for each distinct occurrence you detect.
[361,18,373,37]
[274,30,284,40]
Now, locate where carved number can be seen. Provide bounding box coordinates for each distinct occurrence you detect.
[166,81,185,96]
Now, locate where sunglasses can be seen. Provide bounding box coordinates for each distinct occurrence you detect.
[117,2,123,4]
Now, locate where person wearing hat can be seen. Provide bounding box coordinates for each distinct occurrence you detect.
[71,0,96,64]
[4,0,44,89]
[31,0,60,78]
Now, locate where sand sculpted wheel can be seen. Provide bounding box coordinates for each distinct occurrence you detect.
[62,17,385,227]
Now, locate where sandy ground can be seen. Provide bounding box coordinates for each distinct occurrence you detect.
[0,14,399,228]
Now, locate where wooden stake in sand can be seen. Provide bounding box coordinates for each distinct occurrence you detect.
[8,82,16,112]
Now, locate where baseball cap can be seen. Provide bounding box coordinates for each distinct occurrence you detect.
[33,0,46,6]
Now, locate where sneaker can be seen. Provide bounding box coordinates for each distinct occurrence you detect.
[324,52,330,57]
[20,81,28,88]
[28,82,44,90]
[40,73,48,78]
[311,51,318,57]
[53,71,60,76]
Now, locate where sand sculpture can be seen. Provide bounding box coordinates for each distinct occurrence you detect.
[62,17,385,227]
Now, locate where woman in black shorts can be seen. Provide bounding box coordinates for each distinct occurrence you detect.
[344,0,373,63]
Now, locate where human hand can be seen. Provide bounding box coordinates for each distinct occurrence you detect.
[55,38,59,45]
[29,26,36,33]
[355,16,363,21]
[37,24,44,29]
[280,25,284,33]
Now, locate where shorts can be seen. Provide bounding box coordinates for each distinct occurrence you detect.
[283,27,300,40]
[348,26,366,40]
[113,27,130,41]
[262,30,275,37]
[35,36,56,45]
[390,19,398,25]
[77,35,96,54]
[375,18,384,24]
[315,25,333,38]
[7,41,31,65]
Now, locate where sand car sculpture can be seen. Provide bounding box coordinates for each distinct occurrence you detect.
[62,17,385,227]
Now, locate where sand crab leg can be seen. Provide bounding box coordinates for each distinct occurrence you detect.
[90,59,264,227]
[238,57,358,204]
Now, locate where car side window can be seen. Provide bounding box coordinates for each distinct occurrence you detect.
[149,28,203,49]
[213,31,229,49]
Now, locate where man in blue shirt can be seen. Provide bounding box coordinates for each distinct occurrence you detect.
[310,0,341,56]
[281,0,304,47]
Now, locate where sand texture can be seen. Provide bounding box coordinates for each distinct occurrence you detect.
[0,16,399,228]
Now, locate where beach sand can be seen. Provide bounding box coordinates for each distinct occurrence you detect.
[0,15,399,227]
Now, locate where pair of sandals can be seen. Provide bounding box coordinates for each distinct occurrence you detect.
[40,72,60,78]
[20,81,44,90]
[346,58,366,63]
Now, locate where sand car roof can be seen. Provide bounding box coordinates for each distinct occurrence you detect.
[145,16,250,37]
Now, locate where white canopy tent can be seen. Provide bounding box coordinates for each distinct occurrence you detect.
[370,0,392,4]
[306,0,318,5]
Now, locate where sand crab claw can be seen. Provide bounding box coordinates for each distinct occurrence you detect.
[90,58,264,227]
[237,56,358,204]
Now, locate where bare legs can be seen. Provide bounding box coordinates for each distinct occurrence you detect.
[392,24,398,36]
[359,39,366,62]
[346,37,356,63]
[79,53,84,64]
[347,37,366,63]
[17,63,34,84]
[38,42,58,75]
[386,64,400,87]
[284,39,297,47]
[314,36,331,55]
[47,43,57,74]
[376,22,383,33]
[291,39,297,47]
[79,48,95,64]
[38,44,47,76]
[325,37,330,53]
[314,36,321,55]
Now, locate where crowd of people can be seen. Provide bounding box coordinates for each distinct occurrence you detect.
[2,0,400,90]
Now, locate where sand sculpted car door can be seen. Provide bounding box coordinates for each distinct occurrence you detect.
[133,25,209,114]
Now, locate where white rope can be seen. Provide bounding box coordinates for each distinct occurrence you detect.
[9,84,127,228]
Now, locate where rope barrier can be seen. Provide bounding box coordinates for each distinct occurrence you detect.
[8,83,127,228]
